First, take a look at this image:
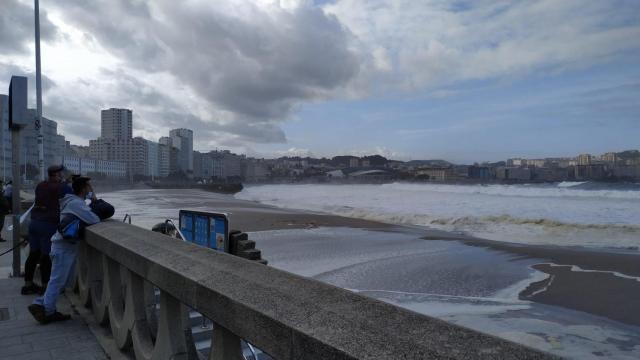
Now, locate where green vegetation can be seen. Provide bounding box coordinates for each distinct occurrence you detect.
[616,150,640,160]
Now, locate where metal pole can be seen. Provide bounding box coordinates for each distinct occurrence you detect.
[1,99,4,182]
[34,0,45,181]
[11,129,22,277]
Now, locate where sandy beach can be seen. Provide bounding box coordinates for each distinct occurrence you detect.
[439,236,640,327]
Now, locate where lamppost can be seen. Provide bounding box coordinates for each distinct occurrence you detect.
[34,0,45,181]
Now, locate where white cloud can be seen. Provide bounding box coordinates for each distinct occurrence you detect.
[326,0,640,91]
[344,146,408,160]
[2,0,362,147]
[1,0,638,154]
[276,147,316,157]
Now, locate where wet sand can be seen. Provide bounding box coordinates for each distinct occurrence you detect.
[523,263,640,327]
[430,236,640,326]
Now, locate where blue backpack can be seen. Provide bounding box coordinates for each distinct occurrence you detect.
[58,214,82,239]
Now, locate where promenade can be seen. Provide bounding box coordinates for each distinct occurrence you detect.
[1,220,109,360]
[0,277,107,360]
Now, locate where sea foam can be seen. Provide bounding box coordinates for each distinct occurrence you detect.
[237,183,640,249]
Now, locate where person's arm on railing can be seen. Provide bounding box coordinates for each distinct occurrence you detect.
[67,197,100,225]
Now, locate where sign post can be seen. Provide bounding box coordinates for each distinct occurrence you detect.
[9,76,28,277]
[178,210,230,253]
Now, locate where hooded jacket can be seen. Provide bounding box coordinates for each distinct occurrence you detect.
[51,193,101,243]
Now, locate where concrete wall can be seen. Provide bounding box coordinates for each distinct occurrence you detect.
[79,221,556,360]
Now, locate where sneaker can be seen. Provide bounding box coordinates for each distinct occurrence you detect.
[28,304,47,324]
[44,312,71,323]
[21,284,43,295]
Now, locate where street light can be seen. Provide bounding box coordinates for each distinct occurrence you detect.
[34,0,45,182]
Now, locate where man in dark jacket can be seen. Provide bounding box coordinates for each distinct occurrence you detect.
[28,176,102,324]
[21,165,66,295]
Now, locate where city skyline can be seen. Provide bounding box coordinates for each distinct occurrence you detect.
[0,0,638,163]
[4,103,639,166]
[2,99,639,184]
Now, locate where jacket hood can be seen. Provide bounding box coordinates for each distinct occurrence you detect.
[60,193,83,208]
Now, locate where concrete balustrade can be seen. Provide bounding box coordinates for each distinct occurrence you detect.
[69,221,556,359]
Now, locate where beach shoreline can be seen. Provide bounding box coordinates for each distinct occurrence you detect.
[220,192,640,327]
[103,188,640,329]
[424,236,640,326]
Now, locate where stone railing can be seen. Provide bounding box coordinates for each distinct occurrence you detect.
[71,221,555,359]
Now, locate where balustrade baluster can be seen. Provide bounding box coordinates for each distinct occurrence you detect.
[149,290,198,359]
[210,323,244,360]
[107,257,134,349]
[90,252,111,325]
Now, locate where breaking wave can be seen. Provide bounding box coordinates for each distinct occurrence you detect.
[432,214,640,232]
[237,182,640,249]
[379,182,640,200]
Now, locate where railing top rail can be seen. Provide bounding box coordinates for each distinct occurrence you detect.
[86,221,555,360]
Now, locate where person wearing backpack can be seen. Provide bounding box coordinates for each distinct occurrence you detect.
[28,176,103,324]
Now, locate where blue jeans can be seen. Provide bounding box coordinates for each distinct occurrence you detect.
[33,241,78,315]
[28,220,57,255]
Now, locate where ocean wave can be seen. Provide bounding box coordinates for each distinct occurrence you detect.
[326,206,640,233]
[557,181,588,188]
[380,182,640,200]
[433,215,640,232]
[238,183,640,248]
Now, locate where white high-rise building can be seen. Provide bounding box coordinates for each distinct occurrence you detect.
[169,128,193,175]
[158,143,171,177]
[101,108,132,140]
[147,140,159,178]
[89,108,134,177]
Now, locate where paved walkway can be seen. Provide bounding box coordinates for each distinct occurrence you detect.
[0,277,108,360]
[0,214,21,279]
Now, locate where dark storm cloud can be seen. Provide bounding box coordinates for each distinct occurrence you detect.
[47,0,361,143]
[39,67,286,145]
[167,3,361,120]
[0,0,59,54]
[96,68,287,144]
[0,62,57,100]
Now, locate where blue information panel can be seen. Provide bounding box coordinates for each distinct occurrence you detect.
[179,210,229,252]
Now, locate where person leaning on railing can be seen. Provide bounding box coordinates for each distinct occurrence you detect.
[28,176,114,324]
[21,165,67,295]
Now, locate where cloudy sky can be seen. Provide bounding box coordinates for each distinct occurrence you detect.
[1,0,638,162]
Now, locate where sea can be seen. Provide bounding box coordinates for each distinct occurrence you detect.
[99,183,640,359]
[236,181,640,250]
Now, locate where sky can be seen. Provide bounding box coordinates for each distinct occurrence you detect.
[0,0,638,163]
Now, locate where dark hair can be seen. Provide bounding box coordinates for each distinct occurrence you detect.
[72,177,91,195]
